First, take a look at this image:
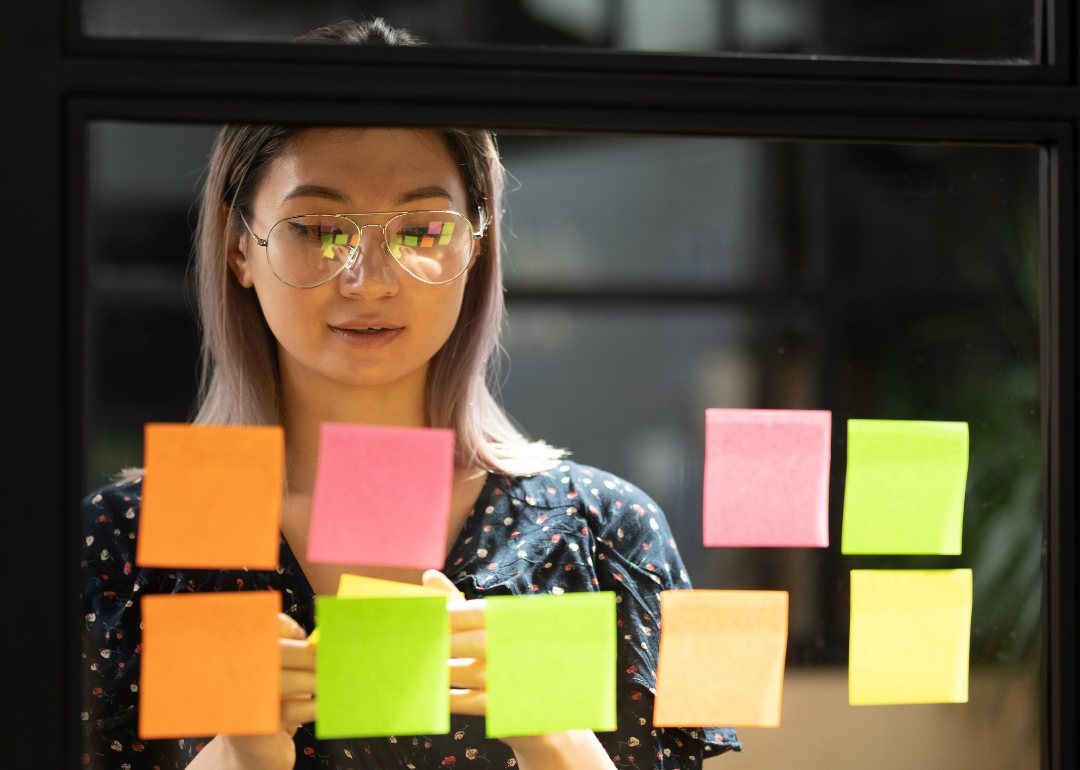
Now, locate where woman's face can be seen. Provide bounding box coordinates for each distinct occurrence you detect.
[228,128,476,391]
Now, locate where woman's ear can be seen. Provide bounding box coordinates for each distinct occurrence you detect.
[224,205,256,288]
[466,237,482,273]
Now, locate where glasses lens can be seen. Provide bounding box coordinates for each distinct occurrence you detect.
[385,212,472,283]
[266,215,359,288]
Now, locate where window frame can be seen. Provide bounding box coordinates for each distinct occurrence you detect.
[3,1,1074,767]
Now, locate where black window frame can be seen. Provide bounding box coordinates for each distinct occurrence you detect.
[4,1,1076,767]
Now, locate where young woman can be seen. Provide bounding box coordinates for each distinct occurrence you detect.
[81,19,740,770]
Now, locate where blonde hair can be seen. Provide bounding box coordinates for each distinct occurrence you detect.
[189,122,563,477]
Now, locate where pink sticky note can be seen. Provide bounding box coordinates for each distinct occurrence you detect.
[703,409,831,547]
[308,424,455,568]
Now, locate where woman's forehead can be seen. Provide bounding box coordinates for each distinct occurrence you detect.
[290,128,453,172]
[264,127,464,206]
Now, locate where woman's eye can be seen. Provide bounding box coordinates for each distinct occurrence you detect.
[286,223,318,239]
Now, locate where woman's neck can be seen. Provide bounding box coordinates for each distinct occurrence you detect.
[278,348,430,495]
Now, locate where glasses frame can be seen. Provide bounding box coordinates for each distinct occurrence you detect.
[239,209,484,288]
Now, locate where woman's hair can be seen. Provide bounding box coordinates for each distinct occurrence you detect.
[190,18,564,476]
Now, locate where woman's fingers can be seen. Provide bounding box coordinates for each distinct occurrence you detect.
[281,697,317,728]
[423,570,465,602]
[448,657,485,690]
[281,669,317,697]
[278,613,307,640]
[281,638,317,671]
[449,688,487,716]
[451,628,486,659]
[448,599,486,631]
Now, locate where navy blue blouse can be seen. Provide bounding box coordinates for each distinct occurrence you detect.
[81,460,740,768]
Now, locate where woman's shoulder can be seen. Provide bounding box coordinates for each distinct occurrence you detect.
[504,460,651,505]
[82,476,143,542]
[504,461,680,550]
[81,477,143,592]
[83,474,143,511]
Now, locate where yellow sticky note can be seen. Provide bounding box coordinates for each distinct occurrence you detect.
[849,569,972,705]
[653,590,788,727]
[337,574,446,599]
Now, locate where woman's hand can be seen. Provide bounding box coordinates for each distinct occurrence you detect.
[421,572,614,770]
[189,613,316,770]
[422,570,488,715]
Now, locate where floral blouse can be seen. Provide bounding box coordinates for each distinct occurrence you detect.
[81,460,741,769]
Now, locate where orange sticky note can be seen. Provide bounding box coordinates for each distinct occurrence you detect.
[139,591,281,738]
[138,423,284,569]
[654,590,788,728]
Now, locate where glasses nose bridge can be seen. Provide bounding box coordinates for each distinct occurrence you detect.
[343,220,391,271]
[355,221,387,235]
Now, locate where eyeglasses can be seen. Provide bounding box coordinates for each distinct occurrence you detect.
[239,210,484,289]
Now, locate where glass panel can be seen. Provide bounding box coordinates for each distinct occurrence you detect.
[81,0,1037,63]
[84,123,1041,768]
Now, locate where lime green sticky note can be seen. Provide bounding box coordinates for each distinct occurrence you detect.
[308,577,441,648]
[315,595,449,739]
[841,420,969,554]
[849,569,971,705]
[486,592,616,737]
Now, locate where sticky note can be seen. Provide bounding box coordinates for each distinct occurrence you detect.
[841,420,969,554]
[653,590,788,727]
[139,591,281,738]
[403,235,418,246]
[337,573,446,598]
[703,409,831,547]
[438,234,451,245]
[420,236,434,248]
[308,576,441,646]
[441,222,455,235]
[138,423,284,569]
[428,221,443,234]
[486,592,616,737]
[315,595,449,739]
[307,423,455,568]
[849,569,971,705]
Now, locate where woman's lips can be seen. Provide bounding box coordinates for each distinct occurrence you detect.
[328,325,404,348]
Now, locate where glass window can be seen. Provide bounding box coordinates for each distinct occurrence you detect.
[81,0,1037,63]
[85,123,1041,767]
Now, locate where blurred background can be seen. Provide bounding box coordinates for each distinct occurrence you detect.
[81,0,1036,61]
[81,1,1044,768]
[85,122,1041,770]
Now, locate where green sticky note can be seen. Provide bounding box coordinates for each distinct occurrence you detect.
[486,592,616,737]
[315,595,449,739]
[849,569,972,705]
[403,235,418,246]
[841,419,969,554]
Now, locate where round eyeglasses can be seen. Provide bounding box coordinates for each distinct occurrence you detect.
[239,210,484,289]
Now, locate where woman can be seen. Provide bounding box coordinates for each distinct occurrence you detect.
[81,19,740,770]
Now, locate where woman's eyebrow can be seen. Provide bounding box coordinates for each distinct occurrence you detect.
[392,185,454,206]
[281,184,352,205]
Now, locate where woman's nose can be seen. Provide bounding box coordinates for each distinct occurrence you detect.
[338,227,398,298]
